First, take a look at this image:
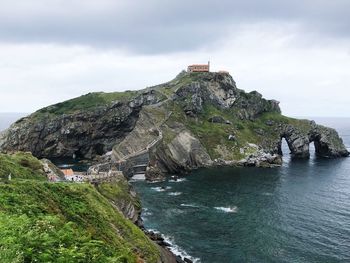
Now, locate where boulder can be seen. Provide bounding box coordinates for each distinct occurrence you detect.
[208,115,225,123]
[145,165,165,182]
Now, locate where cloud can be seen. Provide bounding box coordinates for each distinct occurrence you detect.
[0,21,349,117]
[0,1,349,117]
[0,0,349,53]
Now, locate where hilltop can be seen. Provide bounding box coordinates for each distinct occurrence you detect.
[0,71,348,179]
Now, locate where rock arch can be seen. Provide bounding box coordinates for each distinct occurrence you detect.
[278,122,349,159]
[280,125,310,158]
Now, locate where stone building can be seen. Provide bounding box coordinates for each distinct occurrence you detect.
[187,61,210,72]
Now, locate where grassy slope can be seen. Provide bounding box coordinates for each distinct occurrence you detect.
[0,152,47,181]
[35,91,138,116]
[0,153,159,263]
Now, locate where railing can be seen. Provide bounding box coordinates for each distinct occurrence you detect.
[83,170,123,183]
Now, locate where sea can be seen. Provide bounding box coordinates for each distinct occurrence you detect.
[132,117,350,263]
[1,114,349,263]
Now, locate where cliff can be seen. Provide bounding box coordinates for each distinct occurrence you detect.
[0,152,176,262]
[0,71,348,177]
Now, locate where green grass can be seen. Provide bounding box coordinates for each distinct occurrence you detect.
[0,180,160,263]
[0,152,46,181]
[36,91,138,116]
[96,180,141,213]
[0,152,160,262]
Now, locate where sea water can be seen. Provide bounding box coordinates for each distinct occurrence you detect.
[132,117,350,263]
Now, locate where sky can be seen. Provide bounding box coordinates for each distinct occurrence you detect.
[0,0,349,117]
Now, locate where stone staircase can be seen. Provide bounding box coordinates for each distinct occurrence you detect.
[112,105,170,179]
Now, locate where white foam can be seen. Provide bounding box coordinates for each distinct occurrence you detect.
[169,178,187,183]
[168,192,182,196]
[58,164,74,168]
[131,174,146,180]
[214,206,238,213]
[180,203,200,208]
[162,235,201,263]
[151,186,166,192]
[142,208,153,217]
[146,229,200,262]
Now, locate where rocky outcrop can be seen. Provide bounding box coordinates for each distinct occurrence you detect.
[278,121,349,158]
[310,123,349,157]
[280,124,311,158]
[0,90,164,159]
[41,158,65,180]
[145,165,165,182]
[175,73,280,118]
[150,129,212,174]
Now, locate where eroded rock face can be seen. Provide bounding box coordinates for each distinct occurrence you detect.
[174,72,280,119]
[151,130,212,174]
[310,123,349,157]
[281,124,310,158]
[41,158,65,180]
[0,104,137,159]
[145,165,165,182]
[0,91,163,159]
[279,122,349,158]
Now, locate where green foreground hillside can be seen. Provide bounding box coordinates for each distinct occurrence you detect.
[0,153,159,263]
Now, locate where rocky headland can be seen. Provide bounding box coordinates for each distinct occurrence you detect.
[0,71,348,180]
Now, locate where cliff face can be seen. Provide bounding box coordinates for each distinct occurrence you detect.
[0,72,348,176]
[0,90,164,159]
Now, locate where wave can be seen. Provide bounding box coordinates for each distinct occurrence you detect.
[214,206,238,213]
[262,192,273,196]
[142,208,153,217]
[180,203,200,208]
[169,178,187,183]
[168,192,182,196]
[151,187,166,192]
[147,180,166,184]
[161,233,201,263]
[58,164,74,168]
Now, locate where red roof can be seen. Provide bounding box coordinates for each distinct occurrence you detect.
[61,169,74,176]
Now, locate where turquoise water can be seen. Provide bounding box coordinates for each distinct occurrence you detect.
[132,118,350,263]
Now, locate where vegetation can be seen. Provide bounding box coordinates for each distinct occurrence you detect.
[164,101,265,159]
[36,91,138,116]
[0,152,46,181]
[164,96,314,160]
[0,153,160,263]
[96,180,141,213]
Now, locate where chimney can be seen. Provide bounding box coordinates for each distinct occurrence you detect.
[208,61,210,72]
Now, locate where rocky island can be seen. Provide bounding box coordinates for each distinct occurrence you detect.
[0,71,348,180]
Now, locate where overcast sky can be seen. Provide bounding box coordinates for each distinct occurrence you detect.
[0,0,349,117]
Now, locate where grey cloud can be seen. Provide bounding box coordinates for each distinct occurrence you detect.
[0,0,349,53]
